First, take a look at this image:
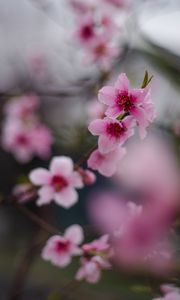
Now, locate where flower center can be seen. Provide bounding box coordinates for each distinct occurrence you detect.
[55,240,70,253]
[81,25,94,40]
[94,43,106,57]
[51,175,68,192]
[116,92,134,112]
[106,122,126,138]
[16,134,29,145]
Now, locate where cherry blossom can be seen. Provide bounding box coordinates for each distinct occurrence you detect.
[88,116,134,154]
[87,147,126,177]
[29,156,83,207]
[98,73,155,138]
[42,225,84,267]
[76,235,111,283]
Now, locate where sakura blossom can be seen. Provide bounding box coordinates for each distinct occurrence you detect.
[88,116,134,154]
[87,146,126,177]
[98,73,156,138]
[77,168,96,185]
[29,156,83,207]
[42,225,84,267]
[76,235,111,283]
[2,95,53,162]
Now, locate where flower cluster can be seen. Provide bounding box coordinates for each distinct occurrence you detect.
[42,225,111,284]
[88,72,155,177]
[71,0,121,69]
[1,95,53,163]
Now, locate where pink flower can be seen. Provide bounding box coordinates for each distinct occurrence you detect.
[86,100,105,122]
[2,119,53,163]
[42,225,84,267]
[87,37,119,70]
[153,285,180,300]
[29,156,83,207]
[103,0,126,8]
[4,95,39,120]
[98,73,155,138]
[76,235,111,283]
[76,256,110,283]
[87,147,126,177]
[88,193,174,274]
[75,14,96,45]
[2,120,36,163]
[88,116,134,154]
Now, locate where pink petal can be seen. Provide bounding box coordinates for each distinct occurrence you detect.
[50,156,73,176]
[131,88,148,104]
[36,186,54,206]
[29,168,51,185]
[88,119,106,136]
[65,224,84,245]
[69,171,84,188]
[115,73,129,91]
[54,188,78,208]
[98,135,117,154]
[98,86,116,105]
[52,253,72,267]
[105,105,122,118]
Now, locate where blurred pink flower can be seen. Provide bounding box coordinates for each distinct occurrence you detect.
[103,0,126,8]
[87,147,126,177]
[98,73,155,138]
[88,116,134,154]
[2,120,37,163]
[76,235,111,283]
[87,37,119,70]
[115,135,180,208]
[29,156,83,207]
[13,183,36,203]
[75,14,96,45]
[2,119,53,163]
[2,95,53,163]
[153,284,180,300]
[89,192,174,274]
[4,95,39,120]
[42,225,84,267]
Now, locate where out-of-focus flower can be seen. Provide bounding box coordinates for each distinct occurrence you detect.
[115,135,180,208]
[29,156,83,207]
[4,95,39,120]
[76,235,111,283]
[98,73,155,138]
[89,192,175,274]
[103,0,126,8]
[88,116,134,154]
[153,284,180,300]
[87,36,119,70]
[2,95,53,163]
[87,147,126,177]
[42,225,84,267]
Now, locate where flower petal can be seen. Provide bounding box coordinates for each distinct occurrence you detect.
[36,186,54,206]
[50,156,73,176]
[54,188,78,208]
[98,86,116,105]
[29,168,51,185]
[115,73,129,91]
[98,135,117,154]
[65,224,84,245]
[88,119,106,136]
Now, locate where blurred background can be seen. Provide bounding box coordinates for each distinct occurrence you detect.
[1,0,180,299]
